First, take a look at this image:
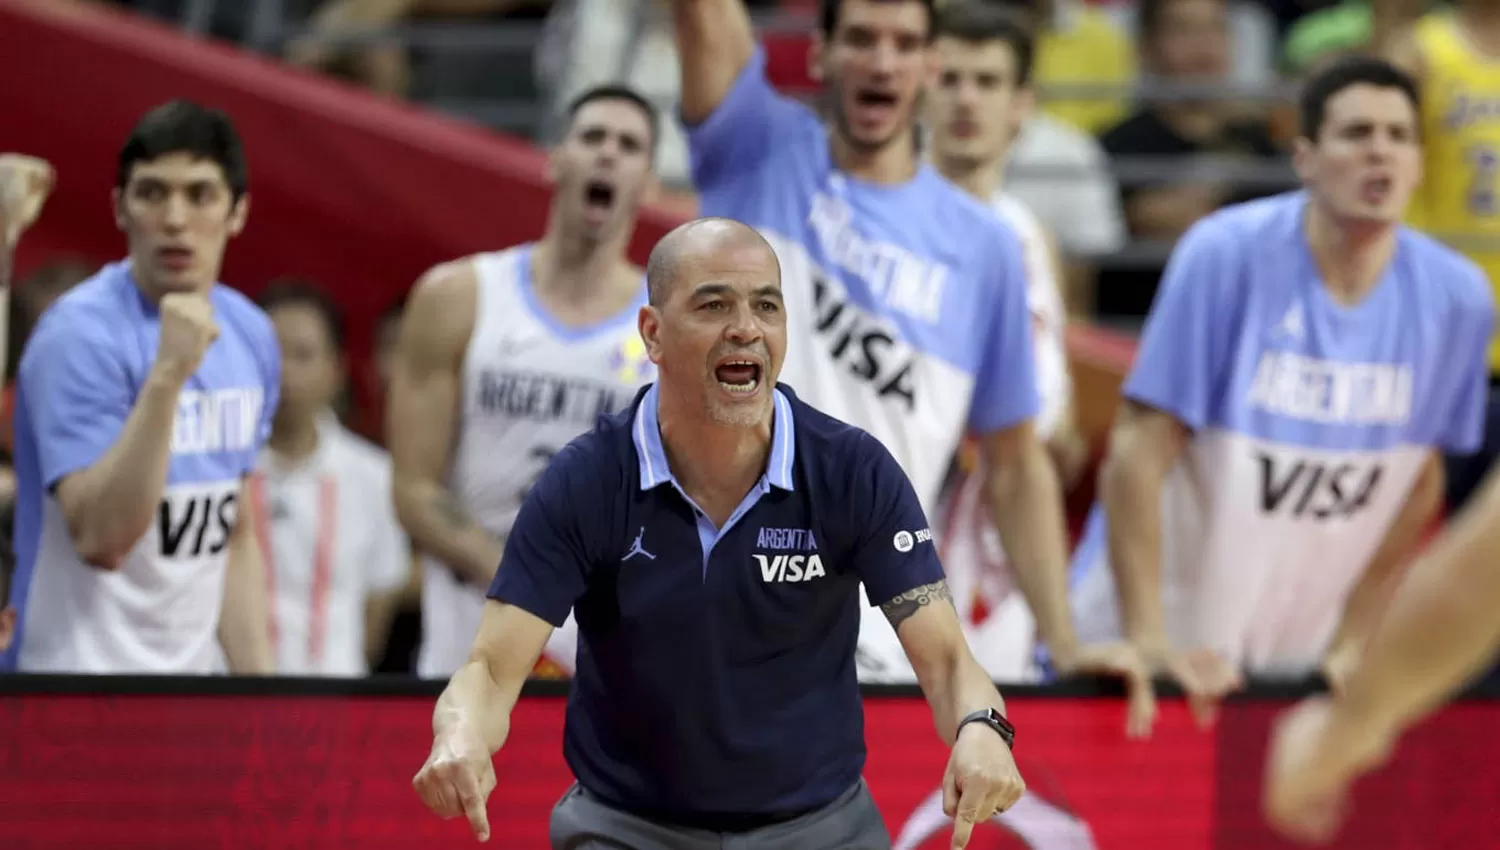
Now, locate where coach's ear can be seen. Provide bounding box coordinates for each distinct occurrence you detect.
[638,305,665,364]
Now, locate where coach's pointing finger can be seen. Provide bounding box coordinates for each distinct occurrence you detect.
[454,765,492,842]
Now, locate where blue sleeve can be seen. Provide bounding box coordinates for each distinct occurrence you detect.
[486,445,594,627]
[1438,287,1496,454]
[20,315,133,491]
[255,323,281,468]
[1122,220,1238,429]
[969,226,1043,434]
[851,433,947,606]
[684,46,812,192]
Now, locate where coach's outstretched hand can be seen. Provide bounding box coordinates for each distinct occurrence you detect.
[943,721,1025,849]
[413,719,499,842]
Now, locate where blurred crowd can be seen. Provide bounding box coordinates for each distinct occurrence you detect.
[3,0,1493,684]
[112,0,1389,325]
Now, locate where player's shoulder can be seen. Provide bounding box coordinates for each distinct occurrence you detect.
[780,385,906,491]
[918,170,1028,261]
[25,264,134,353]
[210,282,275,336]
[1397,228,1495,315]
[1164,192,1305,281]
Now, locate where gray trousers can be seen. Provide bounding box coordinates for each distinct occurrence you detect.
[549,780,893,850]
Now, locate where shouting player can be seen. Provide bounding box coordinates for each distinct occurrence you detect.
[923,0,1090,683]
[667,0,1146,708]
[1069,56,1494,718]
[4,101,279,674]
[389,84,659,680]
[888,6,1106,849]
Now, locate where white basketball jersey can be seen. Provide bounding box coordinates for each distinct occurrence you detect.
[856,195,1070,685]
[991,192,1070,438]
[416,245,654,678]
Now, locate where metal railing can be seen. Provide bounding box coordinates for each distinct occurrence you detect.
[139,0,1318,275]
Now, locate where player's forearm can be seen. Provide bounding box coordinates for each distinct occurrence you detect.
[1332,472,1500,737]
[393,479,505,587]
[669,0,756,124]
[1099,448,1170,655]
[1328,456,1443,657]
[64,372,185,566]
[218,526,275,674]
[985,442,1080,663]
[918,649,1010,747]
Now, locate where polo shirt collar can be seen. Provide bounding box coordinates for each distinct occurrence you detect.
[633,383,796,492]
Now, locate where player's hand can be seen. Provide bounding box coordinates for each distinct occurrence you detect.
[943,720,1025,849]
[1154,647,1242,728]
[154,292,220,384]
[1263,697,1395,845]
[413,719,498,842]
[0,153,55,246]
[1320,641,1361,697]
[1053,641,1157,738]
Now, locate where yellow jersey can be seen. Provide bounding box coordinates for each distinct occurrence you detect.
[1412,12,1500,369]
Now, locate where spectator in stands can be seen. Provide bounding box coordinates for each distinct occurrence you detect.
[252,280,409,677]
[286,0,549,96]
[1096,0,1284,323]
[1004,105,1127,317]
[1003,0,1136,136]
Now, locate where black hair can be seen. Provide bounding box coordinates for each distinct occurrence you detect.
[819,0,939,40]
[1299,54,1421,142]
[934,1,1037,86]
[116,100,248,200]
[565,84,661,158]
[257,277,347,353]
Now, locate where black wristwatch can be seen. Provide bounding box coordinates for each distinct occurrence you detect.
[957,707,1016,751]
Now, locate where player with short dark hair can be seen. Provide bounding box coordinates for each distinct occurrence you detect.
[389,83,661,681]
[414,217,1024,850]
[2,100,279,674]
[1071,55,1493,719]
[666,0,1148,723]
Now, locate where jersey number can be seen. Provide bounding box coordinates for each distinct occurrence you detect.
[159,491,239,559]
[516,446,559,503]
[1468,144,1499,216]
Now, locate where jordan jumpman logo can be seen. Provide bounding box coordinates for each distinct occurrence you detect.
[624,526,656,561]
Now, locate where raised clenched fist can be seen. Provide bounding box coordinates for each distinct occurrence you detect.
[154,292,219,383]
[0,154,56,247]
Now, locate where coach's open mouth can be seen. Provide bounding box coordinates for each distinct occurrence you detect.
[714,359,761,395]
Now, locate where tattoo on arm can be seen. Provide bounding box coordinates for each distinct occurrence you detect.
[880,580,953,630]
[432,491,476,531]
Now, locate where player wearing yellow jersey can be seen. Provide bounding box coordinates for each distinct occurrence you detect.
[1378,0,1500,509]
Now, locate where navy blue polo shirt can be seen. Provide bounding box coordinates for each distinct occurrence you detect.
[488,383,943,827]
